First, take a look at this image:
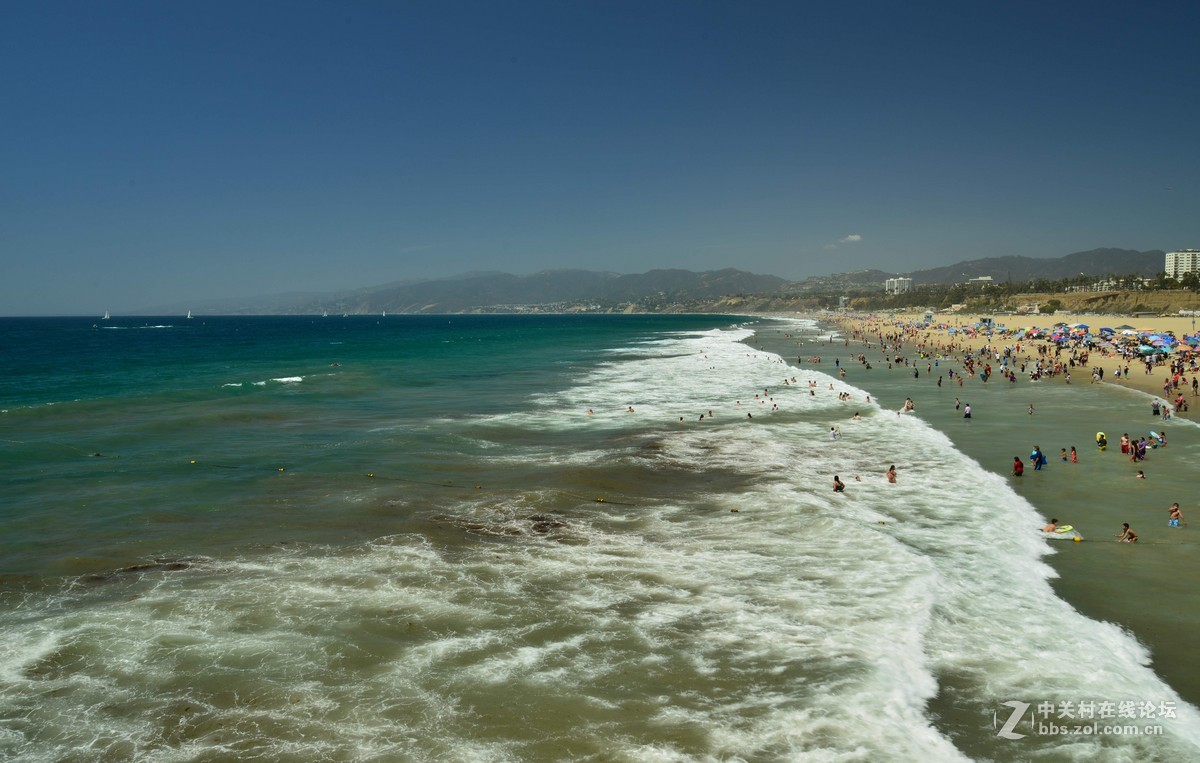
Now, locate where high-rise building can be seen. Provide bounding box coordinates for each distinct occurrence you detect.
[1165,249,1200,279]
[884,277,912,294]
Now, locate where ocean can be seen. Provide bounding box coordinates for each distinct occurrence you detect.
[1,314,1198,761]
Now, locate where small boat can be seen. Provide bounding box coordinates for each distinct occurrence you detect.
[186,310,193,319]
[102,309,110,320]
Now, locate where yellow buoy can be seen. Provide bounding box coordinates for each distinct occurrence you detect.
[1073,536,1082,542]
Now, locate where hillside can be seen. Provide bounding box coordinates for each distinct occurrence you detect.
[906,248,1163,285]
[141,268,790,315]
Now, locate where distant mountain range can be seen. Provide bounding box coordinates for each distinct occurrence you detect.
[139,268,789,315]
[790,248,1165,292]
[135,248,1168,314]
[904,247,1164,285]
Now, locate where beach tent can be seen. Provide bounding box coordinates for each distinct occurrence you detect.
[1099,327,1115,335]
[1116,324,1136,330]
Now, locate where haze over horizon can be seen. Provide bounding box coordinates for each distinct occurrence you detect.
[4,1,1198,316]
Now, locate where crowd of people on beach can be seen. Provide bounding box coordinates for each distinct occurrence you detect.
[824,314,1197,545]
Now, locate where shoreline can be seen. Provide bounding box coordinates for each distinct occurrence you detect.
[839,310,1197,416]
[753,311,1200,708]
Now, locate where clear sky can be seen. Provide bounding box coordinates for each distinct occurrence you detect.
[3,0,1198,315]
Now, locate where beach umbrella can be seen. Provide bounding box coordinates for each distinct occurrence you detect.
[1069,323,1089,330]
[1121,329,1138,335]
[1099,327,1115,334]
[1116,324,1135,330]
[1139,344,1157,354]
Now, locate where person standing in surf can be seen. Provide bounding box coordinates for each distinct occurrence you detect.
[1169,504,1187,528]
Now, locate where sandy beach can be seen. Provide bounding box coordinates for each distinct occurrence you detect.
[823,310,1200,418]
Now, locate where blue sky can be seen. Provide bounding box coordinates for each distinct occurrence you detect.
[3,1,1197,314]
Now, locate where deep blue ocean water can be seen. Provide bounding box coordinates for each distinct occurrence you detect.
[1,314,1198,761]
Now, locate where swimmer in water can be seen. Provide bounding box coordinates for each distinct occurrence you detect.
[1115,523,1138,543]
[886,464,897,483]
[833,475,845,493]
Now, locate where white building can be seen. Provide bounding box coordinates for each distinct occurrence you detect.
[1166,249,1200,280]
[884,277,912,294]
[966,276,994,286]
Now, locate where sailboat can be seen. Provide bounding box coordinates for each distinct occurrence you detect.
[381,309,387,317]
[102,309,110,320]
[322,309,329,318]
[186,310,193,319]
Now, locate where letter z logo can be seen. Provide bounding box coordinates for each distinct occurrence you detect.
[994,700,1031,739]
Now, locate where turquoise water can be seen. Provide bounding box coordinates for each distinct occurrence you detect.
[1,315,725,579]
[2,314,1199,761]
